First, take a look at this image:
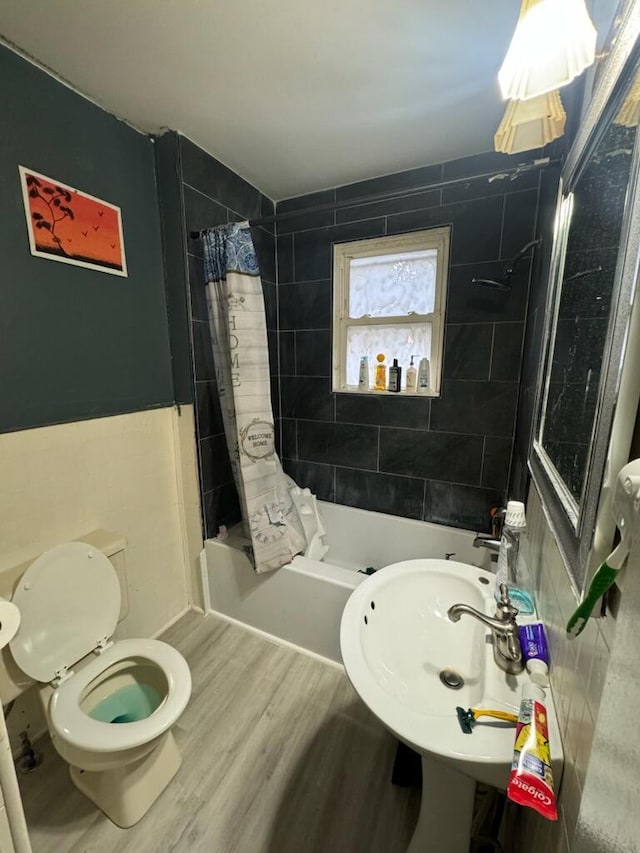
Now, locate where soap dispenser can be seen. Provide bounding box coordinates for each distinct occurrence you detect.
[406,355,418,392]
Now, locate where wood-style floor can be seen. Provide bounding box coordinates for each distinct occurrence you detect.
[18,611,420,852]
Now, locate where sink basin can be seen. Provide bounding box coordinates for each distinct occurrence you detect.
[340,558,564,852]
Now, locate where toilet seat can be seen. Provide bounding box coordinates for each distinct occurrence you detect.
[11,542,121,684]
[49,638,191,753]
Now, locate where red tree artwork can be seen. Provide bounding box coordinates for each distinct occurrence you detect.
[26,174,75,257]
[20,167,127,277]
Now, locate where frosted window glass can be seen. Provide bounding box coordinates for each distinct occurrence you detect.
[346,323,432,389]
[348,250,437,318]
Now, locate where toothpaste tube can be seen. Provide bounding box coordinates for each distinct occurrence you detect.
[519,623,550,686]
[507,683,558,821]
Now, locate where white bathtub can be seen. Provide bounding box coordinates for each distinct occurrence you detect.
[203,501,492,664]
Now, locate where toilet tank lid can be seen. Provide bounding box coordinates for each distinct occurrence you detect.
[10,542,120,684]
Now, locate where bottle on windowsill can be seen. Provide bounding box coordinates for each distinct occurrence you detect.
[358,356,369,390]
[406,355,418,392]
[417,358,430,394]
[374,353,386,391]
[388,359,402,392]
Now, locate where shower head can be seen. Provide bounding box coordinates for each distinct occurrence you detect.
[472,238,542,293]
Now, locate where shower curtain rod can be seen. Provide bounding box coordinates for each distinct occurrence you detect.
[189,156,561,237]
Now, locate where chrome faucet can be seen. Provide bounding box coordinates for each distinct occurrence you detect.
[447,584,524,675]
[473,535,501,554]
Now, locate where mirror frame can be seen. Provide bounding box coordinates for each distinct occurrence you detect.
[530,5,640,593]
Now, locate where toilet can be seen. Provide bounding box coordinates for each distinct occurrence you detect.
[8,540,192,828]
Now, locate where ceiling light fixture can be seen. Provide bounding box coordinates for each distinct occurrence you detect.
[498,0,597,101]
[494,90,566,154]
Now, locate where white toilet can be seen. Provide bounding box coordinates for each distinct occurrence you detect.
[8,540,192,828]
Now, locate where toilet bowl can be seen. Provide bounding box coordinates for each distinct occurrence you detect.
[9,541,192,827]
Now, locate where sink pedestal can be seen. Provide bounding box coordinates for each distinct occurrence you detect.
[407,754,475,853]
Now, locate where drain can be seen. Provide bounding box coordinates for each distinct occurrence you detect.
[439,669,465,690]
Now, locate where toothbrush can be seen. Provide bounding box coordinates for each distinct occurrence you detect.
[566,540,629,638]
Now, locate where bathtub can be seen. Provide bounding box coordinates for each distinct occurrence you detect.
[202,501,492,664]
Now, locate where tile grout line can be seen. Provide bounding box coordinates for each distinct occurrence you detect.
[488,323,496,380]
[284,454,495,492]
[422,478,428,523]
[295,413,510,438]
[275,186,537,235]
[498,194,507,259]
[291,232,296,290]
[446,319,523,328]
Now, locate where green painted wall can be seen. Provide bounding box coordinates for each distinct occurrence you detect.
[0,44,174,432]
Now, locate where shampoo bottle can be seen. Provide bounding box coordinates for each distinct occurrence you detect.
[374,353,386,391]
[417,358,430,393]
[406,355,418,391]
[388,359,402,392]
[358,356,369,390]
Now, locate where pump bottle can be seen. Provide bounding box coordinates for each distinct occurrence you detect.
[406,355,418,391]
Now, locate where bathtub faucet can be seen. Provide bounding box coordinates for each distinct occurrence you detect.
[447,584,524,675]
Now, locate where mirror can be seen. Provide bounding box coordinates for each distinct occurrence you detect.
[539,116,637,507]
[531,11,640,592]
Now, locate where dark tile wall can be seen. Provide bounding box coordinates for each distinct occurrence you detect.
[276,151,543,533]
[164,134,276,538]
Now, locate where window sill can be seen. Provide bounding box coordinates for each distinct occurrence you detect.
[333,388,438,398]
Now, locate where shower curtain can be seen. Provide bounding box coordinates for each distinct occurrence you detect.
[202,224,306,573]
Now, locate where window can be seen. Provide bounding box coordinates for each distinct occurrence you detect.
[332,228,450,394]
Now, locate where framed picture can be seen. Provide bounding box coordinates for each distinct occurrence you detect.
[18,166,127,277]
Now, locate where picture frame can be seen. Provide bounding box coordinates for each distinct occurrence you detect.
[19,166,127,277]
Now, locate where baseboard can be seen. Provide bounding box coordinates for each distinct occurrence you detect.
[206,609,344,671]
[151,605,195,639]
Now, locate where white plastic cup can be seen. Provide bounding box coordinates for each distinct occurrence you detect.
[505,500,526,529]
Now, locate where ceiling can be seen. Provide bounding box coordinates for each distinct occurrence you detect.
[0,1,615,200]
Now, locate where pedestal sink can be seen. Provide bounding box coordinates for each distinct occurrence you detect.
[340,558,563,853]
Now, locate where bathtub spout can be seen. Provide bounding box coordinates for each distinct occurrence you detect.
[472,535,501,554]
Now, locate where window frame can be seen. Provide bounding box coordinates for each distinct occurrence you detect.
[331,227,451,395]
